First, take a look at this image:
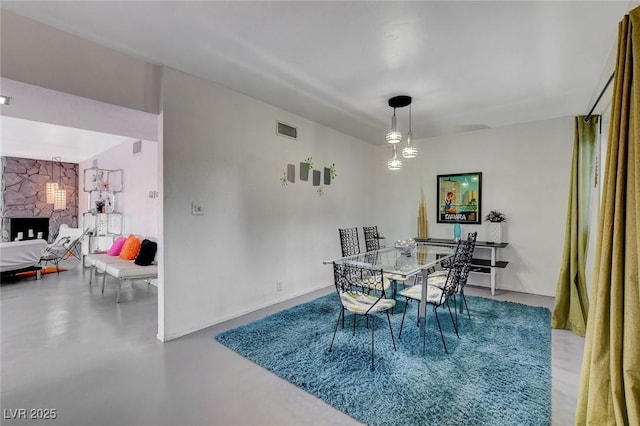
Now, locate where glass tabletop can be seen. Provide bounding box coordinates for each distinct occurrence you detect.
[324,245,455,278]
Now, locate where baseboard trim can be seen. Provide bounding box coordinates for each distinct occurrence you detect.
[157,283,332,342]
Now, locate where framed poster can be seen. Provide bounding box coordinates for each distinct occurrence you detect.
[437,172,482,224]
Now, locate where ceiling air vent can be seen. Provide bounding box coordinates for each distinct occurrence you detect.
[276,121,297,140]
[133,140,142,155]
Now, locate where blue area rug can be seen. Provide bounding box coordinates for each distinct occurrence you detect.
[216,293,551,426]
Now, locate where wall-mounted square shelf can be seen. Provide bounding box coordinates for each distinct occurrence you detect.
[83,168,123,192]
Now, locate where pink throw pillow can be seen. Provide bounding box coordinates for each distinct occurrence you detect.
[107,237,127,256]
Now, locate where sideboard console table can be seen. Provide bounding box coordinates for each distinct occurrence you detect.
[415,237,509,296]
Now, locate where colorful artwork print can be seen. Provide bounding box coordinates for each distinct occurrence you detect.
[437,172,482,224]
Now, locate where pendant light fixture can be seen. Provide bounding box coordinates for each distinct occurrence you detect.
[53,187,66,210]
[47,156,67,210]
[402,104,418,158]
[386,107,402,144]
[386,95,415,170]
[387,144,402,170]
[46,157,59,204]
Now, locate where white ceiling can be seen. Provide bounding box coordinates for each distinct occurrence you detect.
[1,1,637,147]
[0,116,126,163]
[0,116,128,163]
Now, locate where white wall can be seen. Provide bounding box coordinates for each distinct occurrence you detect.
[79,139,159,238]
[373,117,574,296]
[159,67,374,340]
[1,78,158,143]
[1,11,161,114]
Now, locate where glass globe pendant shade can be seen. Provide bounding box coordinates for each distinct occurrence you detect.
[402,145,418,158]
[402,130,418,158]
[46,182,59,204]
[387,144,402,170]
[386,131,402,144]
[386,114,402,144]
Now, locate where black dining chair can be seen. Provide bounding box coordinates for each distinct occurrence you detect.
[398,242,468,353]
[339,227,361,257]
[363,226,380,252]
[457,231,477,321]
[363,225,409,308]
[428,231,477,324]
[329,263,397,370]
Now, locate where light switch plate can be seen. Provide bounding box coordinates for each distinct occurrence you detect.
[191,201,204,215]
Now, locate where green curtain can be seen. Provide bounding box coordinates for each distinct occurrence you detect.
[576,7,640,425]
[550,116,598,337]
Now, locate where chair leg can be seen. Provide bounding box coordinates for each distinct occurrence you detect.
[353,313,357,336]
[329,309,343,352]
[392,280,397,313]
[398,298,410,339]
[89,266,94,286]
[386,310,396,351]
[434,308,448,354]
[462,291,471,320]
[446,299,460,338]
[101,271,107,294]
[453,294,459,329]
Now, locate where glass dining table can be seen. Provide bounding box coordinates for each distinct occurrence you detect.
[323,244,455,354]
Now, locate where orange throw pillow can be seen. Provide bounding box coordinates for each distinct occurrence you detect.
[119,235,142,260]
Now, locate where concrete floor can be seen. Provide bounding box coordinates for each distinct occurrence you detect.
[1,261,584,425]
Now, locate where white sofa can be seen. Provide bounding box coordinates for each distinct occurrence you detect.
[84,236,158,303]
[0,239,48,278]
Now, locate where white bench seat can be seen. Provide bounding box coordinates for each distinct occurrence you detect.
[85,253,130,285]
[85,235,158,303]
[101,262,157,303]
[105,262,157,279]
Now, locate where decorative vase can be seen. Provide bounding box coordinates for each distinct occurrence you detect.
[453,223,462,242]
[489,222,503,244]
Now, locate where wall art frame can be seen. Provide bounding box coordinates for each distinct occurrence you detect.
[436,172,482,224]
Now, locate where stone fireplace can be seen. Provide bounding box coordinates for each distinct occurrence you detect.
[1,156,78,242]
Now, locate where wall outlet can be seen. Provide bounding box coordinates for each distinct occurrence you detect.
[276,281,283,292]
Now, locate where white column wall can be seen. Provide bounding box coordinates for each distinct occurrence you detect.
[374,117,574,296]
[159,67,374,340]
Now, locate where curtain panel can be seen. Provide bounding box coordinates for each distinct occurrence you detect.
[576,7,640,425]
[551,116,598,337]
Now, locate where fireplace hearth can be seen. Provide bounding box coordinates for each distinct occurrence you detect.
[8,218,50,242]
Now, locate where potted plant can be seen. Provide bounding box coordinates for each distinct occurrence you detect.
[485,210,506,244]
